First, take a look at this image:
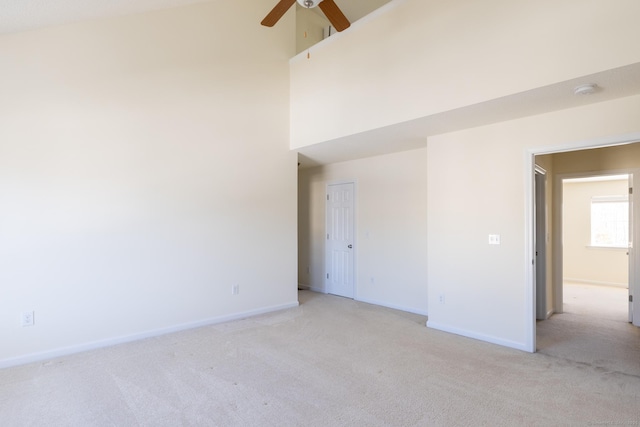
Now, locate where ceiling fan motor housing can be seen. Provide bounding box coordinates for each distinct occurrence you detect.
[298,0,323,8]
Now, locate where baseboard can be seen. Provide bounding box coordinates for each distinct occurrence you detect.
[309,286,327,294]
[0,301,299,370]
[355,296,428,316]
[298,283,310,290]
[426,320,530,352]
[564,278,628,288]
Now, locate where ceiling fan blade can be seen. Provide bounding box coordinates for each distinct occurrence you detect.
[318,0,351,32]
[261,0,297,27]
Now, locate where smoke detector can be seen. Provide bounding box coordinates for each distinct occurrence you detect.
[574,84,598,95]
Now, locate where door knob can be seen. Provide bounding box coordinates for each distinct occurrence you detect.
[348,244,353,249]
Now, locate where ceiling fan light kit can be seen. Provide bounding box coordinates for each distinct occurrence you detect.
[298,0,322,7]
[262,0,350,32]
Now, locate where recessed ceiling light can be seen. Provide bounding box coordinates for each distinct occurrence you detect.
[574,83,598,95]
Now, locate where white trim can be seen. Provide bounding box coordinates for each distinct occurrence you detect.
[526,131,640,353]
[309,285,327,293]
[585,245,628,251]
[426,320,529,352]
[534,165,547,175]
[0,301,299,369]
[356,296,428,316]
[564,278,628,288]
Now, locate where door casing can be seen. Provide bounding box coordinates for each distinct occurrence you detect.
[526,132,640,352]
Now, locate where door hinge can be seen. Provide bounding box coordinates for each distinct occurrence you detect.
[630,295,634,303]
[327,194,329,201]
[327,273,329,279]
[327,233,329,240]
[630,187,633,195]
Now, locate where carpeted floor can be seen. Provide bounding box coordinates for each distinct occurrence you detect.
[1,289,640,426]
[537,282,640,378]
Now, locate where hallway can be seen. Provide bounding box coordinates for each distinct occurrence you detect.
[537,282,640,377]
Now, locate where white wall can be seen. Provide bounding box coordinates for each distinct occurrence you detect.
[427,95,640,350]
[563,180,629,287]
[290,0,640,148]
[0,1,298,367]
[298,148,428,314]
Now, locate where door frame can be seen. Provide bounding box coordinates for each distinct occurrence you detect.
[325,180,357,298]
[525,132,640,352]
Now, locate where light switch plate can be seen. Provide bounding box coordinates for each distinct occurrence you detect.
[488,234,501,245]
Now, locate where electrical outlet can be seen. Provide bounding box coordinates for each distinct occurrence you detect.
[488,234,501,245]
[21,311,34,327]
[438,294,445,304]
[232,284,240,295]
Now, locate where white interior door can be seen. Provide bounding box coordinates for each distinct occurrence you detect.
[326,182,355,298]
[535,169,547,320]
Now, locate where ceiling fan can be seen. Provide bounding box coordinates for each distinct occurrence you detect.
[261,0,351,32]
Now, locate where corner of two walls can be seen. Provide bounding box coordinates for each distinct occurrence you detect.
[0,1,297,367]
[298,148,428,315]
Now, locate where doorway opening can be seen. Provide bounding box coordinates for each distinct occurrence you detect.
[530,139,640,357]
[561,174,631,323]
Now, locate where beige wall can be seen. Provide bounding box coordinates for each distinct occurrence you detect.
[0,1,297,366]
[427,95,640,350]
[298,148,428,314]
[290,0,640,148]
[553,144,640,173]
[563,179,629,287]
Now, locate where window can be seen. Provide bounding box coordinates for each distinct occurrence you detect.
[590,195,629,248]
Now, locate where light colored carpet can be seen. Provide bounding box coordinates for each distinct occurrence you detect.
[537,282,640,378]
[1,290,639,426]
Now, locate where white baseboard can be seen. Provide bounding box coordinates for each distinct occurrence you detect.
[355,296,428,316]
[0,301,299,370]
[564,278,628,288]
[426,320,530,352]
[298,283,310,290]
[309,286,327,294]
